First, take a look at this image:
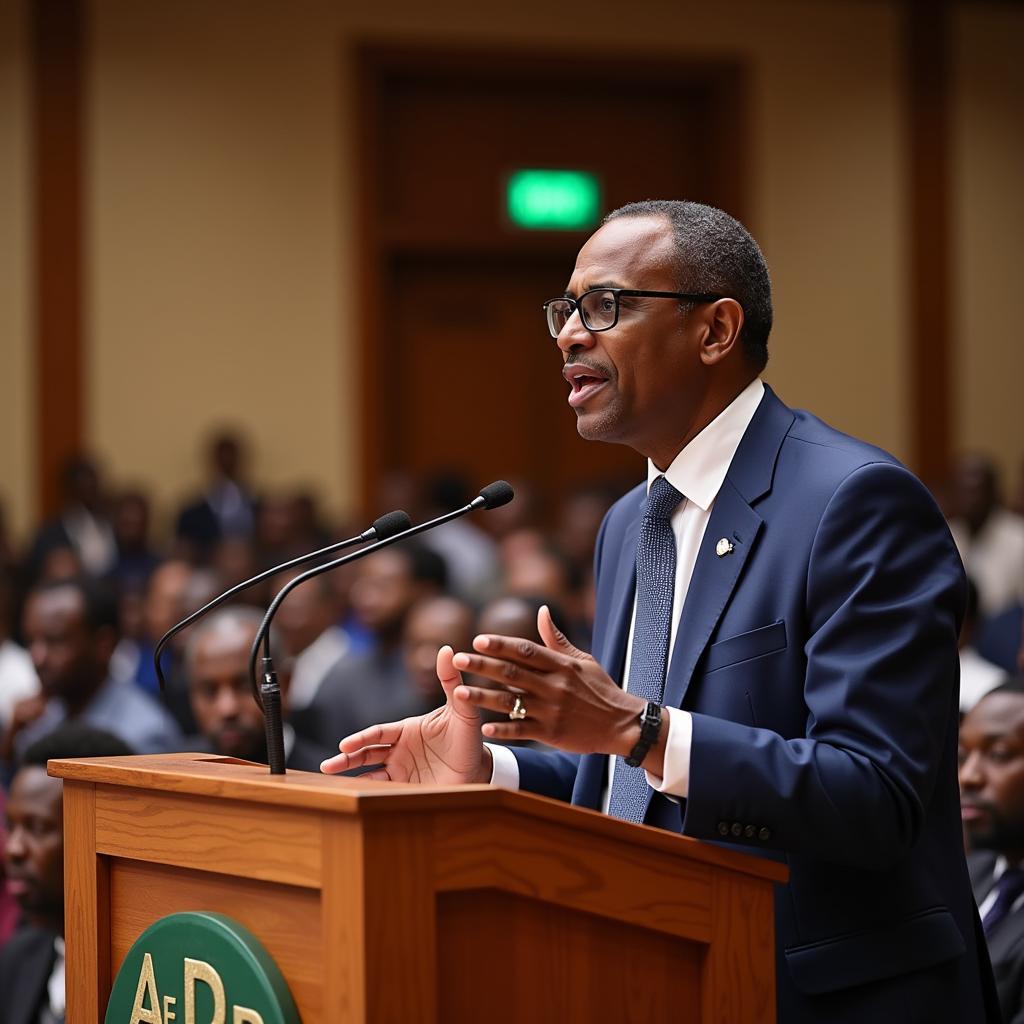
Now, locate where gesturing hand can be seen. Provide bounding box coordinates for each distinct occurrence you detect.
[320,646,492,785]
[451,606,648,760]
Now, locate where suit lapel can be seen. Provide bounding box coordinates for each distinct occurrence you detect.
[662,482,762,710]
[661,385,794,712]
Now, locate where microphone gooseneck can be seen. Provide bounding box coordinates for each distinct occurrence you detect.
[248,480,516,737]
[151,508,412,692]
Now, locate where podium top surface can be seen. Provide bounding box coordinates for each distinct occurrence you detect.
[49,752,787,884]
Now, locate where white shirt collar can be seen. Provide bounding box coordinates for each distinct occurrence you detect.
[647,378,765,510]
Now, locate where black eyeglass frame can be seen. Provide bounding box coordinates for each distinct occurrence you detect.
[541,287,727,338]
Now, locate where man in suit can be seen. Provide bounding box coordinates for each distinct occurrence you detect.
[322,200,997,1021]
[0,724,132,1024]
[183,606,332,772]
[960,677,1024,1023]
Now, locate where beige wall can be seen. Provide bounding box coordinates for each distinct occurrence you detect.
[0,0,33,540]
[0,0,1020,541]
[953,4,1024,489]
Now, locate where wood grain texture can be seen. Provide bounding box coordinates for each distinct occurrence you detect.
[432,809,713,942]
[94,785,321,888]
[702,873,776,1023]
[108,858,323,1021]
[63,781,109,1024]
[438,890,703,1024]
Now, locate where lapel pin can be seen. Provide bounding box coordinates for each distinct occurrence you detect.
[715,538,734,557]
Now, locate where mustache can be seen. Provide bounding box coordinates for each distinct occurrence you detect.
[564,355,616,380]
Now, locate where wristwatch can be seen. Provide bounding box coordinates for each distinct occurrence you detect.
[625,701,663,768]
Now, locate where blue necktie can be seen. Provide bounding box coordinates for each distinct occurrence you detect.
[607,475,682,823]
[983,867,1024,935]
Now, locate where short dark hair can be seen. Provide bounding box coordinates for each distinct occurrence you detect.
[21,722,134,768]
[394,542,449,591]
[604,199,773,371]
[28,576,119,634]
[981,676,1024,703]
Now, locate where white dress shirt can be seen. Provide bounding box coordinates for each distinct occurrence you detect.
[490,378,766,802]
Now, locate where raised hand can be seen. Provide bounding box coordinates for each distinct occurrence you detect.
[450,606,657,767]
[320,645,492,785]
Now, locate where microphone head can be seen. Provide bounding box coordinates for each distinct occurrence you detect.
[371,509,412,540]
[477,480,515,510]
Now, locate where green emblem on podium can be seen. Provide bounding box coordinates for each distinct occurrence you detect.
[105,912,300,1024]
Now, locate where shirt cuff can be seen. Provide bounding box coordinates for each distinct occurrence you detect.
[486,742,520,789]
[644,708,692,798]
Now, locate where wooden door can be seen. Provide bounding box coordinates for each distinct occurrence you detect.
[357,49,746,517]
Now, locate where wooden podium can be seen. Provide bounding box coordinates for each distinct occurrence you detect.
[50,753,786,1023]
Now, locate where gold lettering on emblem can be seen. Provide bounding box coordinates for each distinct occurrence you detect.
[164,994,178,1022]
[129,952,163,1024]
[233,1009,265,1024]
[184,958,226,1024]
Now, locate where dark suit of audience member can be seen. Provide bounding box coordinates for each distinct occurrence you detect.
[979,604,1024,677]
[961,679,1024,1023]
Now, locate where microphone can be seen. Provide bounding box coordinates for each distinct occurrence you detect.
[249,480,514,774]
[152,508,412,692]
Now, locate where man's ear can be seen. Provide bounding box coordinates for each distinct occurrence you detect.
[699,298,745,366]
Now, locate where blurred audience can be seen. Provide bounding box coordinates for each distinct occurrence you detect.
[402,595,476,713]
[960,578,1010,714]
[175,431,256,563]
[0,571,38,732]
[109,488,161,590]
[274,574,349,722]
[184,606,331,772]
[0,724,133,1021]
[2,577,183,766]
[291,542,447,750]
[418,472,501,604]
[948,454,1024,618]
[959,679,1024,1023]
[27,455,117,581]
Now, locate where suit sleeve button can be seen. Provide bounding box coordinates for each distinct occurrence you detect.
[717,821,729,836]
[758,827,772,841]
[730,822,743,837]
[744,825,756,838]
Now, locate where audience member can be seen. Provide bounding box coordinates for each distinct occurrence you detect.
[960,679,1024,1023]
[418,472,501,604]
[0,724,133,1023]
[978,605,1024,678]
[0,788,17,950]
[184,607,330,772]
[948,455,1024,618]
[0,570,38,731]
[2,578,183,765]
[402,595,476,713]
[961,578,1011,714]
[293,543,446,749]
[26,455,117,581]
[130,560,193,695]
[273,574,348,721]
[175,431,256,562]
[108,488,161,591]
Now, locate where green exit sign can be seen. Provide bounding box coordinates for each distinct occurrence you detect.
[506,169,601,230]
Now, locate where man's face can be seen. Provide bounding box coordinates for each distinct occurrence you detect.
[143,561,192,643]
[275,577,334,657]
[557,216,709,464]
[959,692,1024,854]
[402,598,475,701]
[188,622,266,761]
[350,550,419,636]
[4,767,64,925]
[23,588,104,700]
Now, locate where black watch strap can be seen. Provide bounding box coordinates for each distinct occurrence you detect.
[625,702,663,768]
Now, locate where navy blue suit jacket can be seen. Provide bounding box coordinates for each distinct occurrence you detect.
[514,386,998,1021]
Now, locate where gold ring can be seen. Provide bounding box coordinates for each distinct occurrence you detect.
[509,696,527,721]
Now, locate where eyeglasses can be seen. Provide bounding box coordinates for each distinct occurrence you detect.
[542,287,725,339]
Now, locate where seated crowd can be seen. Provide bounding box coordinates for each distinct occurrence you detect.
[0,433,1021,1021]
